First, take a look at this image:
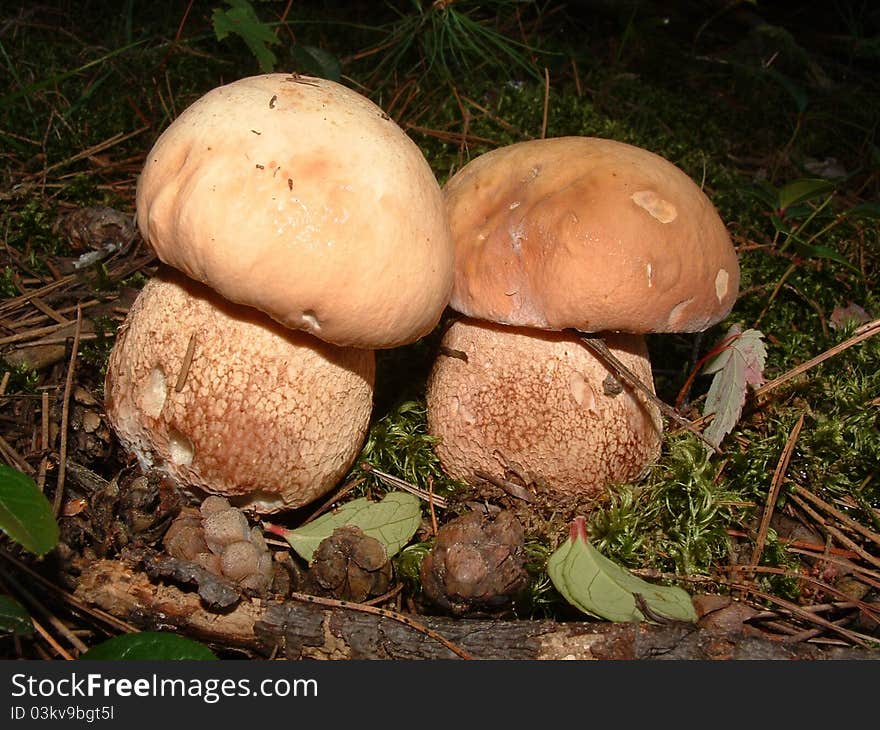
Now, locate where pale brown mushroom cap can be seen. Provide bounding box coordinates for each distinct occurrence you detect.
[426,319,663,497]
[104,271,374,513]
[136,73,454,349]
[444,137,739,333]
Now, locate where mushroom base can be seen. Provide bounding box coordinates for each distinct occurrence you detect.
[104,271,375,513]
[426,319,662,500]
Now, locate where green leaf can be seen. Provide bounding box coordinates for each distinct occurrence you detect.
[291,44,342,81]
[274,492,422,563]
[0,595,33,636]
[548,518,698,623]
[848,201,880,219]
[212,0,278,73]
[765,68,808,114]
[0,463,59,556]
[702,326,767,449]
[79,632,217,660]
[775,178,836,212]
[792,241,859,272]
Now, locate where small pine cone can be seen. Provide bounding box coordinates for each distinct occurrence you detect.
[309,525,392,602]
[219,540,274,593]
[201,499,250,554]
[420,510,528,615]
[162,507,208,561]
[162,497,274,595]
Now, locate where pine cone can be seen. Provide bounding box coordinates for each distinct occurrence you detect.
[420,510,528,615]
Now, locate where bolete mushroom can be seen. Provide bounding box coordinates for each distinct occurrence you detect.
[426,136,739,499]
[105,73,454,513]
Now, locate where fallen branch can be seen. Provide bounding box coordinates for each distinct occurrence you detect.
[73,557,878,660]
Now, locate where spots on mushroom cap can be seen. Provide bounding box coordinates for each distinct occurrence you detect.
[667,297,695,329]
[715,268,729,303]
[631,190,677,223]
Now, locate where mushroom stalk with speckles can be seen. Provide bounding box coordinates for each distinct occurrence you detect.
[427,320,662,497]
[106,270,374,514]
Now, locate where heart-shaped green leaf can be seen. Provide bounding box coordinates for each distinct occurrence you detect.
[79,632,217,660]
[548,517,698,623]
[0,463,59,556]
[0,595,33,636]
[272,491,422,563]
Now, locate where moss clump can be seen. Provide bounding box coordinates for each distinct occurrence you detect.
[588,436,746,575]
[351,399,463,499]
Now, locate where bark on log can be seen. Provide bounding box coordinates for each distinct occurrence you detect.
[74,557,878,660]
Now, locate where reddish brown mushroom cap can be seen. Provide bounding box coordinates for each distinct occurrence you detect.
[443,137,739,334]
[105,271,374,513]
[136,73,454,349]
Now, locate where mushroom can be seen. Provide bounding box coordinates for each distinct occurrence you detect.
[426,136,739,499]
[105,73,454,513]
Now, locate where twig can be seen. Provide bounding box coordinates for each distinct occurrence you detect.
[0,433,33,474]
[30,616,74,660]
[728,565,880,625]
[53,305,82,517]
[540,67,550,139]
[753,261,797,329]
[740,586,872,648]
[576,333,721,452]
[0,566,89,655]
[789,493,880,571]
[473,469,535,503]
[175,332,197,392]
[287,591,472,660]
[404,124,496,146]
[360,463,449,509]
[0,549,138,635]
[30,127,150,178]
[300,477,364,526]
[755,318,880,398]
[461,96,531,139]
[793,484,880,549]
[0,275,77,316]
[427,475,439,536]
[785,548,880,589]
[0,320,71,346]
[750,413,805,568]
[449,84,471,171]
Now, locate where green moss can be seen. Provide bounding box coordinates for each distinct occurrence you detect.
[0,362,40,394]
[589,436,745,575]
[351,399,464,499]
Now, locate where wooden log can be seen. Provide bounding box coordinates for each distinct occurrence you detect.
[73,557,878,660]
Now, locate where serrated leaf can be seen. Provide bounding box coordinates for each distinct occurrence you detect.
[79,632,217,660]
[0,595,33,636]
[701,325,767,448]
[292,44,342,81]
[0,463,59,556]
[548,518,697,623]
[276,492,422,563]
[212,0,278,73]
